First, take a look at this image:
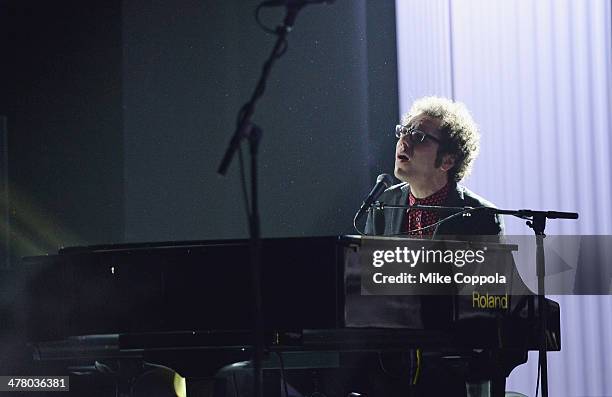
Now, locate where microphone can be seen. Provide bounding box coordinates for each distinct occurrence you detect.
[260,0,334,7]
[354,173,394,221]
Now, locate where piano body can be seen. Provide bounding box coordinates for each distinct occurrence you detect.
[17,236,560,396]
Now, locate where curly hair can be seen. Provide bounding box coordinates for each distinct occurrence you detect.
[401,96,480,182]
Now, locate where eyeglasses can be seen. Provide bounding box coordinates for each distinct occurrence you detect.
[395,124,441,144]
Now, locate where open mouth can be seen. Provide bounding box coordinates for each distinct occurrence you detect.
[396,154,409,162]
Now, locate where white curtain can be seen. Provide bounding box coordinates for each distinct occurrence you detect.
[396,0,612,394]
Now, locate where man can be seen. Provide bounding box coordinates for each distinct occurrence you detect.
[363,97,506,397]
[365,96,503,238]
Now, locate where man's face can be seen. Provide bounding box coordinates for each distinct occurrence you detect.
[394,114,444,183]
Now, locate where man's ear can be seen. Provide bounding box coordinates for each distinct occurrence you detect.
[440,154,456,172]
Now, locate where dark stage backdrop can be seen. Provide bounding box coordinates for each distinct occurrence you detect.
[0,0,398,254]
[0,0,124,261]
[122,0,399,241]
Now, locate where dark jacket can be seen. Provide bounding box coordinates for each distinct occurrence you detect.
[364,182,504,237]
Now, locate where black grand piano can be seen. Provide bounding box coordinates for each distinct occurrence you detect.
[17,236,560,397]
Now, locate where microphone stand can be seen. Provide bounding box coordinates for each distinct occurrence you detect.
[373,202,578,397]
[216,4,312,397]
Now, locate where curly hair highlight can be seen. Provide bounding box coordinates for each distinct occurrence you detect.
[401,96,480,182]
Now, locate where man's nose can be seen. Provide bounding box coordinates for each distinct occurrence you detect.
[398,135,412,150]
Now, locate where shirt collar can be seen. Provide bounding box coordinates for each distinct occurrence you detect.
[408,182,451,206]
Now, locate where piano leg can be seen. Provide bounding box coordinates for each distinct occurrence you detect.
[466,349,527,397]
[465,378,505,397]
[490,376,506,397]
